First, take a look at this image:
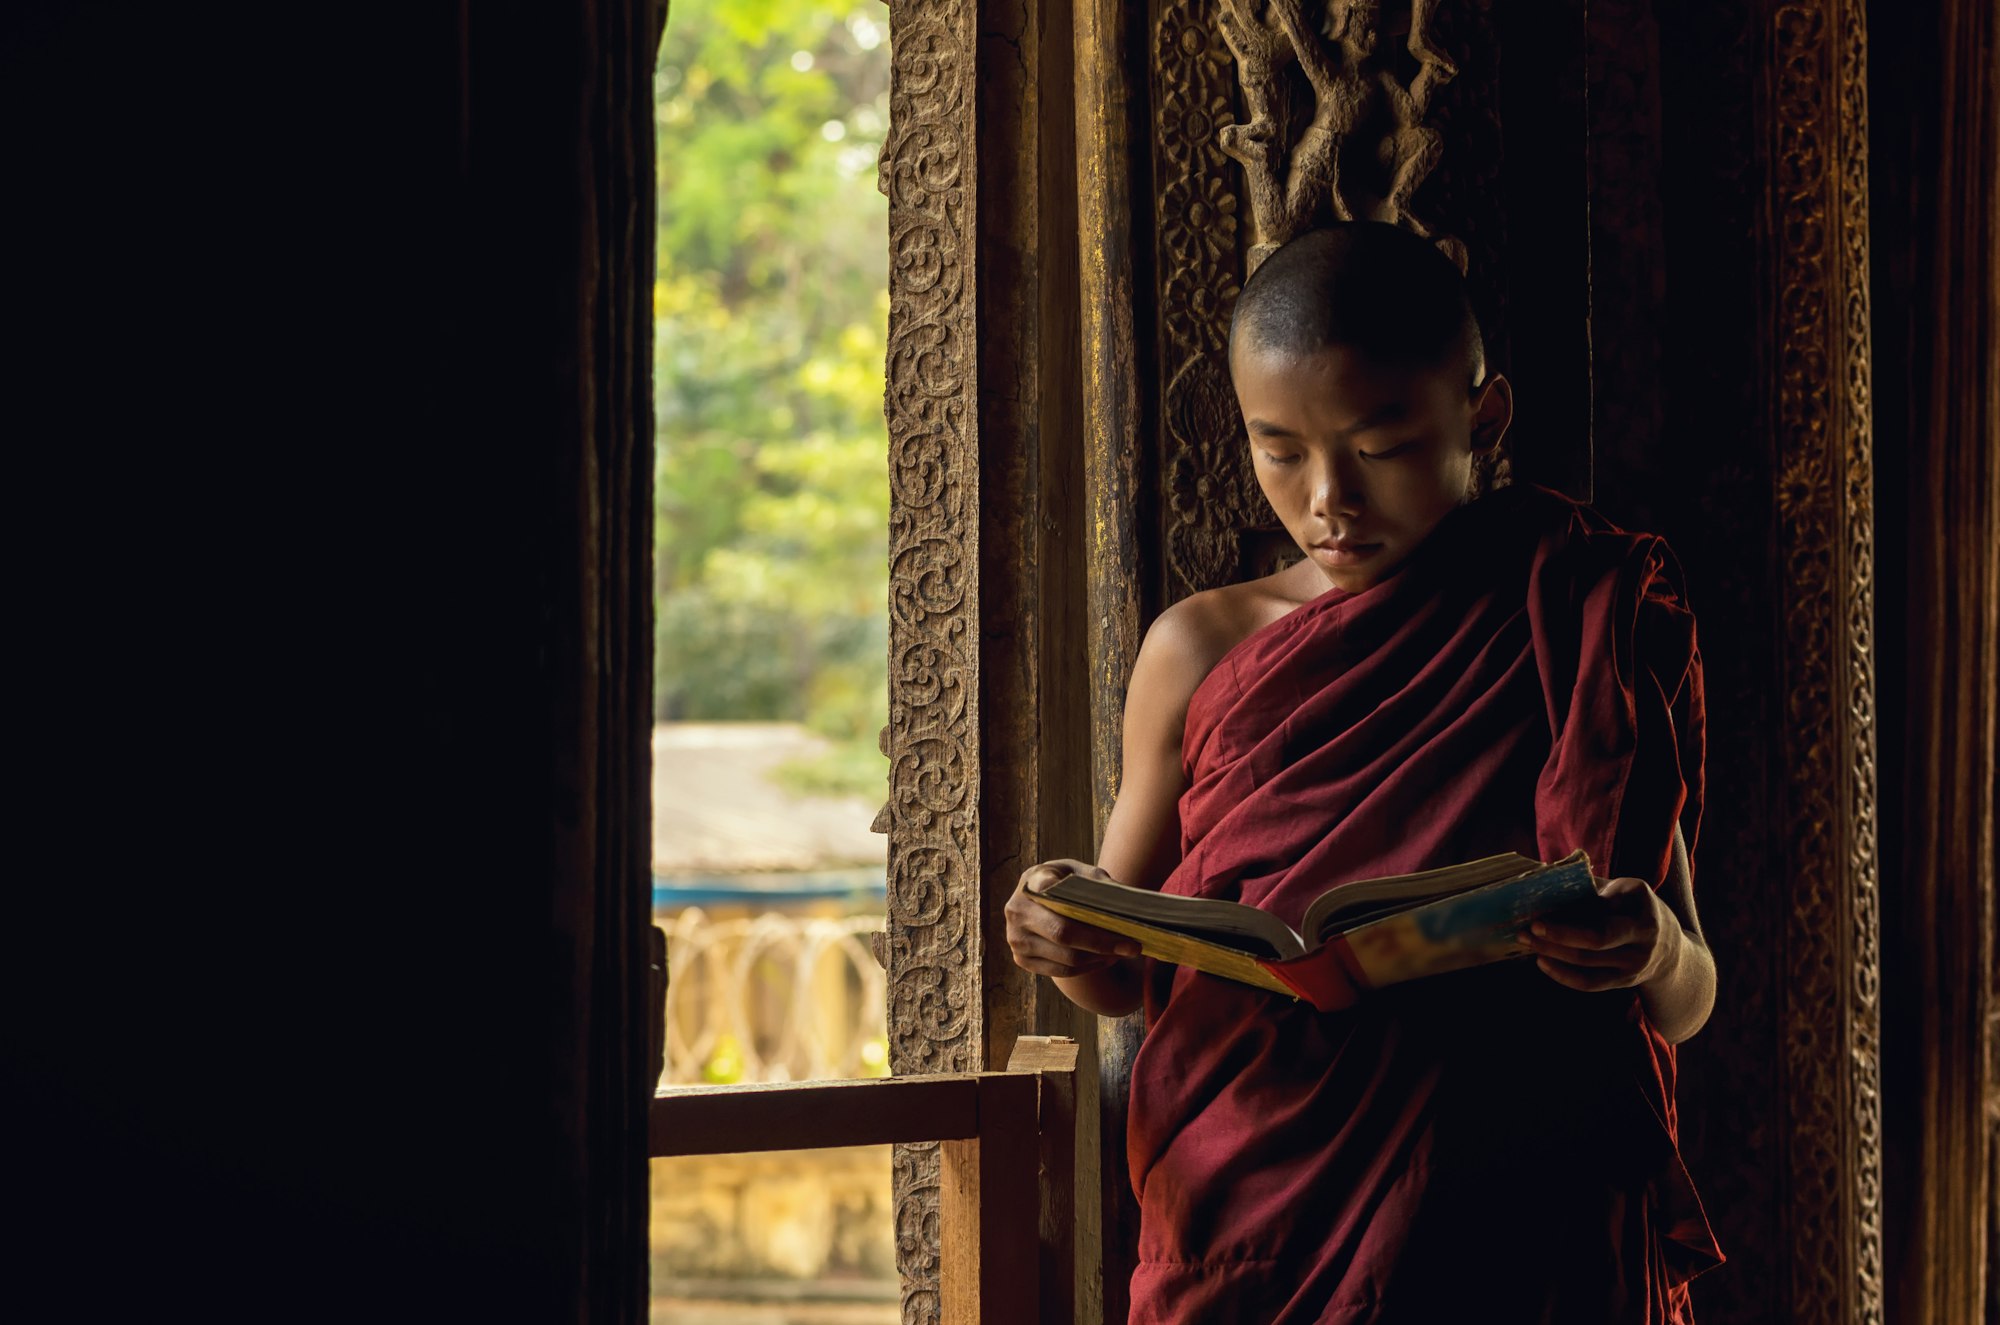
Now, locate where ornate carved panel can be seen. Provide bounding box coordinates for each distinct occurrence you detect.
[1215,0,1461,266]
[1766,2,1884,1320]
[1149,0,1523,604]
[1151,0,1260,601]
[1599,2,1884,1321]
[880,0,981,1318]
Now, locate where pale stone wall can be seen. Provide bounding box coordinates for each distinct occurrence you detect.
[650,1146,897,1284]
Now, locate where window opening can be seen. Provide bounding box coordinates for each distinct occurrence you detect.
[649,0,896,1318]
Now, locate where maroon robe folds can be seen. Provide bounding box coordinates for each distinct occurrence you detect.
[1126,484,1723,1324]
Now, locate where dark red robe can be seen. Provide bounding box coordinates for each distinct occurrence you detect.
[1126,484,1723,1324]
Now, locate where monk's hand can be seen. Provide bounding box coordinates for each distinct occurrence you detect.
[1525,876,1684,993]
[1005,859,1143,978]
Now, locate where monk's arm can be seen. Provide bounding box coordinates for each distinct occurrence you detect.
[1527,823,1716,1044]
[1005,607,1213,1018]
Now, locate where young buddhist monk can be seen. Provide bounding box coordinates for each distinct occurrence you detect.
[1005,222,1723,1323]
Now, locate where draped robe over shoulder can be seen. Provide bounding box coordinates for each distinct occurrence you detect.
[1126,485,1722,1325]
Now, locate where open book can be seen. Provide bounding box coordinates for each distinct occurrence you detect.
[1032,850,1597,1011]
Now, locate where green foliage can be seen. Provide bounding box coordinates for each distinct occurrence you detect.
[654,0,890,796]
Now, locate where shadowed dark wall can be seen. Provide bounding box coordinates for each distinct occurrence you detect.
[7,5,660,1321]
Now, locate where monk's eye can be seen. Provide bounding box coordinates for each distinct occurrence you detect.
[1259,450,1301,467]
[1358,440,1419,461]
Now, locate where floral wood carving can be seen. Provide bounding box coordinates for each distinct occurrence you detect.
[1768,2,1884,1322]
[1153,0,1512,605]
[879,0,980,1318]
[1152,0,1267,601]
[1833,0,1885,1314]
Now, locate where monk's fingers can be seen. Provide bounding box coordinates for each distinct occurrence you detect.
[1018,859,1094,893]
[1032,910,1141,958]
[1006,936,1113,977]
[1530,914,1651,951]
[1526,934,1646,970]
[1597,877,1668,924]
[1016,956,1096,978]
[1597,875,1656,905]
[1535,955,1640,992]
[1004,886,1139,955]
[1003,898,1138,958]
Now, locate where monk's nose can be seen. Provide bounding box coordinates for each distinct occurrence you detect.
[1311,456,1364,519]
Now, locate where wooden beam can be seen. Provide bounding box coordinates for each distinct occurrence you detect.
[649,1075,982,1156]
[1074,0,1149,1314]
[941,1071,1043,1321]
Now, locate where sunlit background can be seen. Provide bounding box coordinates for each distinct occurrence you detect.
[650,0,898,1319]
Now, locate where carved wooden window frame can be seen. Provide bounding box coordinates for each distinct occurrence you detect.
[648,0,1087,1319]
[869,1,1897,1323]
[878,0,987,1304]
[644,0,1034,1312]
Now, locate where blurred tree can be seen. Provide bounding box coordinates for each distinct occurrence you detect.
[654,0,891,796]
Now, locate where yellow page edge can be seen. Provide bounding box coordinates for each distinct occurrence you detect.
[1030,895,1297,999]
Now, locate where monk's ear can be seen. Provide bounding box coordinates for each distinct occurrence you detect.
[1469,373,1514,456]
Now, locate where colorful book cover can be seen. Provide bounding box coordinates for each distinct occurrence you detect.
[1260,855,1600,1010]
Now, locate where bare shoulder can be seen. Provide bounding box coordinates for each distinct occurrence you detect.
[1129,560,1322,723]
[1101,562,1324,886]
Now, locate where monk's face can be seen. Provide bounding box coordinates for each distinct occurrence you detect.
[1231,343,1513,592]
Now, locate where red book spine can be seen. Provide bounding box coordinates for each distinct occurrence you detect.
[1258,942,1368,1012]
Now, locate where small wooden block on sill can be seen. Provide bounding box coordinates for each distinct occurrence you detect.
[1004,1034,1079,1073]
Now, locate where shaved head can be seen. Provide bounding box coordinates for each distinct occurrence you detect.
[1228,223,1485,388]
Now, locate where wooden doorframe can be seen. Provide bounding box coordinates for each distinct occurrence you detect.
[1869,0,2000,1319]
[877,0,1097,1319]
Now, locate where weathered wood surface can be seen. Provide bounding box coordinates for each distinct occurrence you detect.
[879,0,984,1313]
[1870,1,1999,1320]
[1075,0,1151,1318]
[1596,3,1887,1321]
[940,1072,1044,1322]
[880,0,1101,1317]
[1006,1034,1083,1074]
[1765,2,1885,1314]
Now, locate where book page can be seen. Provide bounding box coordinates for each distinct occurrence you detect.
[1300,851,1566,944]
[1037,874,1306,959]
[1030,898,1299,997]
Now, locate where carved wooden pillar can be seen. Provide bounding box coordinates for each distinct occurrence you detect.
[880,0,1092,1319]
[1762,4,1885,1315]
[878,0,985,1316]
[1075,0,1151,1317]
